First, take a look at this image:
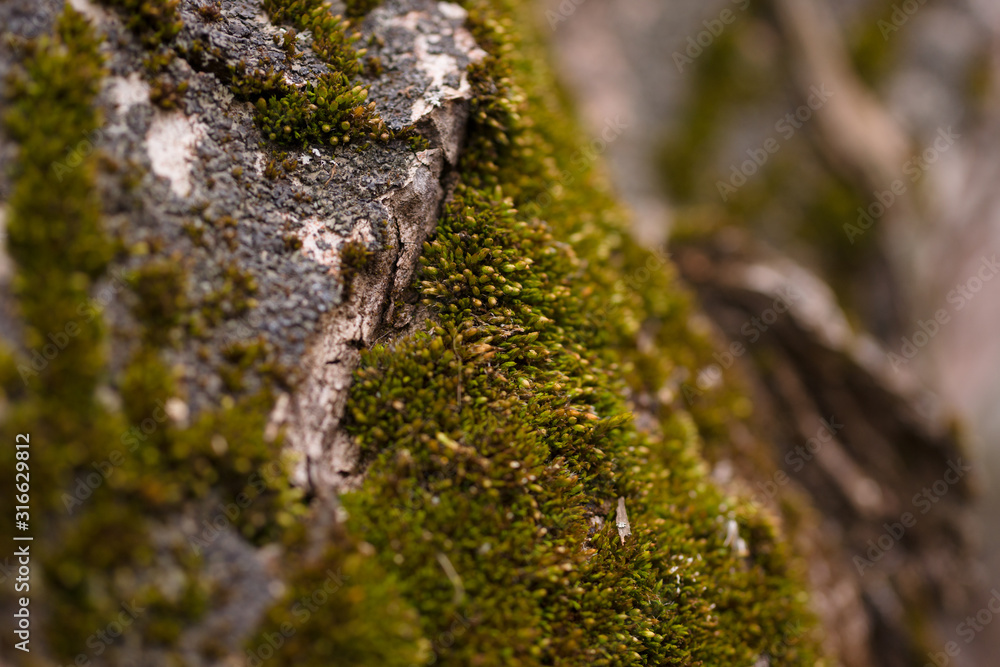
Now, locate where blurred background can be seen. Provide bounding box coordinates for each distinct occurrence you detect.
[539,0,1000,663]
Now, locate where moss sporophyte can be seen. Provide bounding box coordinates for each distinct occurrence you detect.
[0,0,823,664]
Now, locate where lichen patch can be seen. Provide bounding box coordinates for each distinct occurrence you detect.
[106,72,151,114]
[145,110,205,198]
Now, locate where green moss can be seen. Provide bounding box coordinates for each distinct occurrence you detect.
[100,0,182,47]
[194,261,259,329]
[343,0,383,19]
[127,257,189,345]
[230,0,397,148]
[1,1,822,664]
[0,7,301,662]
[247,529,428,666]
[338,238,372,297]
[330,0,825,663]
[149,76,189,110]
[1,8,153,657]
[363,54,384,78]
[103,0,399,151]
[234,66,388,147]
[196,2,224,22]
[263,0,362,66]
[276,27,300,58]
[4,7,112,406]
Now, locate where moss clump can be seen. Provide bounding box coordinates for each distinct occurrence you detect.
[343,0,383,19]
[229,0,396,148]
[103,0,397,150]
[100,0,182,47]
[329,0,825,664]
[263,152,299,180]
[263,0,363,65]
[127,257,189,344]
[247,529,428,666]
[1,0,823,664]
[235,67,389,147]
[0,7,152,658]
[149,75,189,109]
[338,238,372,297]
[194,261,259,328]
[363,54,384,78]
[341,187,817,663]
[3,8,112,404]
[196,2,224,23]
[0,7,301,662]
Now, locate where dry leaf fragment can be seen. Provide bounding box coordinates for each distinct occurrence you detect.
[616,497,631,545]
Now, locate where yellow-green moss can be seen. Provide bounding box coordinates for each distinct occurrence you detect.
[232,0,396,148]
[127,257,189,345]
[98,0,400,150]
[338,238,372,297]
[0,8,299,662]
[0,1,822,664]
[247,530,428,666]
[343,0,383,19]
[101,0,182,47]
[1,7,150,656]
[331,0,824,664]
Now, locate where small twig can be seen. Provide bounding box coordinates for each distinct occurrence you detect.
[452,332,463,408]
[436,552,465,606]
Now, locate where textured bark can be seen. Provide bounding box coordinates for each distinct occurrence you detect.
[0,0,482,662]
[673,230,977,667]
[0,0,979,664]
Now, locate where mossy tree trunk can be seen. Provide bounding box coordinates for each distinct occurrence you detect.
[0,0,971,665]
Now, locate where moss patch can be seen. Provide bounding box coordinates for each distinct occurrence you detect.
[0,7,298,662]
[0,0,824,664]
[102,0,183,47]
[338,238,373,297]
[334,0,825,664]
[247,529,428,666]
[233,0,395,148]
[344,0,383,19]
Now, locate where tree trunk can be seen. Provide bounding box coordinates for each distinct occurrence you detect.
[0,0,973,665]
